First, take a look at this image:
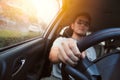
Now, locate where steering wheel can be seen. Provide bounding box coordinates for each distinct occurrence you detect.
[62,28,120,80]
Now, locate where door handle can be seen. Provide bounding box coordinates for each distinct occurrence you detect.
[12,59,26,77]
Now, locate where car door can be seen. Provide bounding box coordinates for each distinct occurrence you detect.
[0,0,63,80]
[0,37,48,80]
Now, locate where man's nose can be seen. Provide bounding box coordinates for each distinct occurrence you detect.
[80,23,86,27]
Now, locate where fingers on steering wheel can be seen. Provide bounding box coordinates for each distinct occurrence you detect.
[68,40,82,57]
[62,41,79,61]
[81,51,86,58]
[58,42,78,66]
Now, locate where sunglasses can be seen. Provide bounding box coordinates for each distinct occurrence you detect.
[77,20,90,27]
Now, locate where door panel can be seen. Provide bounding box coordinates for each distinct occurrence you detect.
[0,38,48,80]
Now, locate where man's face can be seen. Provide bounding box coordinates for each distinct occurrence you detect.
[71,16,90,36]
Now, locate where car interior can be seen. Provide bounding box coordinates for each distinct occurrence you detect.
[43,0,120,80]
[0,0,120,80]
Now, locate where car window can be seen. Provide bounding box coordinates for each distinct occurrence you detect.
[0,0,62,49]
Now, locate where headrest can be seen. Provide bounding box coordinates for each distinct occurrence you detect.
[59,26,73,38]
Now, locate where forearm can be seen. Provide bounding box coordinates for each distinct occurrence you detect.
[49,47,61,63]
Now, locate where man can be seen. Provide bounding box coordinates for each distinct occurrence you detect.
[49,13,96,79]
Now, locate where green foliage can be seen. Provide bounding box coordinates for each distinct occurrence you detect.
[0,30,41,48]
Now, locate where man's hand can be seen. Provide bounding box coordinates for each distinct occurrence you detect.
[49,38,86,66]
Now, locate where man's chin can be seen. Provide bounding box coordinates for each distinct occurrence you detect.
[77,33,86,37]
